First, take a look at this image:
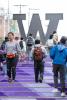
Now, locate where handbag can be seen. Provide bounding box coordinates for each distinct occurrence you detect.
[7,54,15,58]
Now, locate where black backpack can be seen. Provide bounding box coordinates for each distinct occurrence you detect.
[19,41,23,49]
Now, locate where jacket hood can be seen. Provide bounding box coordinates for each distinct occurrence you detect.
[57,44,66,52]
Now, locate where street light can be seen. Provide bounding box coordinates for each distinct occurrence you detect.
[7,0,10,32]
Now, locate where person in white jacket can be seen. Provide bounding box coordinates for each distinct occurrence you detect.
[46,31,58,53]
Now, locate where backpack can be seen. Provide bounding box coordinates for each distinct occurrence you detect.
[27,36,34,46]
[34,47,43,61]
[19,41,23,49]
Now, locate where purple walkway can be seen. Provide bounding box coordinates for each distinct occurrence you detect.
[0,56,67,100]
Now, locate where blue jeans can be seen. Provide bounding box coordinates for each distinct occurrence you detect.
[6,56,18,80]
[53,64,65,92]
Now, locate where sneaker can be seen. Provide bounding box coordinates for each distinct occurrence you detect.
[39,79,42,83]
[52,88,59,93]
[35,80,38,83]
[12,80,15,83]
[4,75,7,78]
[61,92,66,97]
[8,78,12,83]
[39,77,43,83]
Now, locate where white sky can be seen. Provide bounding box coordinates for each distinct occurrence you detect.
[0,0,67,39]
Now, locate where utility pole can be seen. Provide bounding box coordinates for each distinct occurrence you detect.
[8,0,10,32]
[14,4,28,35]
[14,4,27,14]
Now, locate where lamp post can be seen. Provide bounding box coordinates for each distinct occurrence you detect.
[14,4,28,35]
[7,0,10,32]
[14,4,28,14]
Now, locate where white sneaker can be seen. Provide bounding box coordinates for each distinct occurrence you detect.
[52,88,59,93]
[61,92,66,97]
[4,75,7,78]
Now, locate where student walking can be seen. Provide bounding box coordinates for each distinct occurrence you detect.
[26,33,35,60]
[5,32,21,83]
[31,39,47,83]
[19,37,26,61]
[50,36,67,97]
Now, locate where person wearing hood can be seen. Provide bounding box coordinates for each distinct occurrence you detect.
[31,39,47,83]
[50,36,67,97]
